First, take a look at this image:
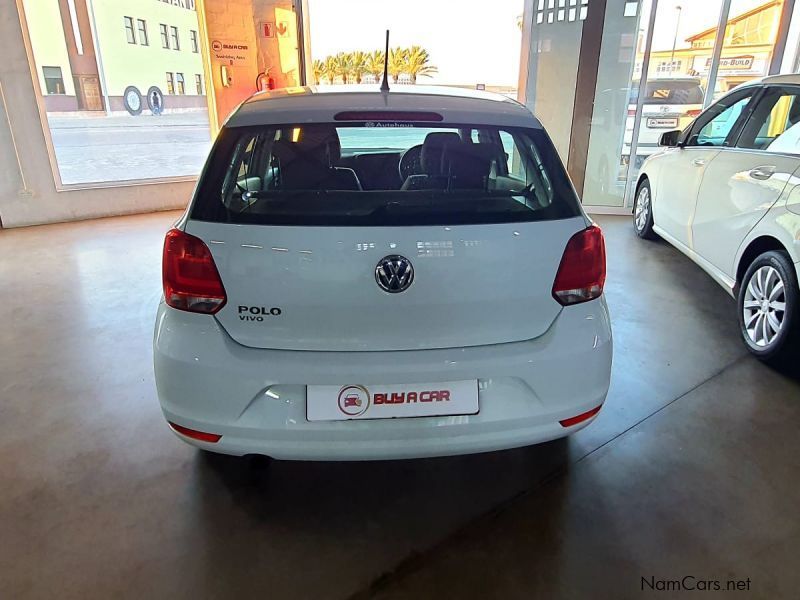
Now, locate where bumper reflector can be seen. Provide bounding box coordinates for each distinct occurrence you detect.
[168,422,222,443]
[559,405,603,428]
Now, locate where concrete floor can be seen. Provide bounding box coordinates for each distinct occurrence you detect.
[0,212,798,599]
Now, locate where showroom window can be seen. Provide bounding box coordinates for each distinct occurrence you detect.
[190,30,199,53]
[195,74,203,95]
[17,0,214,187]
[42,66,65,94]
[170,26,180,50]
[137,19,149,46]
[160,24,169,49]
[124,16,136,44]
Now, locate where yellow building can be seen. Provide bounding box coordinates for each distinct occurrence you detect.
[22,0,207,114]
[644,0,782,93]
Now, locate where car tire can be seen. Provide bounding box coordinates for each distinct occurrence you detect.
[737,250,800,369]
[633,178,657,240]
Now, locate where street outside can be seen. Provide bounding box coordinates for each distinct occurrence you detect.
[46,111,213,185]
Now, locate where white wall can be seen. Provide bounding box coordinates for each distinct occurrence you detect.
[0,1,194,228]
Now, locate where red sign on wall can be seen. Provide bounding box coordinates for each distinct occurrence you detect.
[261,22,275,38]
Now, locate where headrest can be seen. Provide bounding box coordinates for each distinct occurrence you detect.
[421,132,461,175]
[273,125,342,166]
[444,142,493,189]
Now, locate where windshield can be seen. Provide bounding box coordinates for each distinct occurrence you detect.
[191,122,581,226]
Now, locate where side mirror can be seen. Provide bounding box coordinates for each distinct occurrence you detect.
[659,130,682,148]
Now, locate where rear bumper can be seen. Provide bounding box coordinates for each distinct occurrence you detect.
[153,300,613,460]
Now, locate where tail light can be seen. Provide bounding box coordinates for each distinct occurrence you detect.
[168,422,222,443]
[552,225,606,305]
[686,109,702,118]
[162,228,226,314]
[627,108,637,117]
[559,405,603,428]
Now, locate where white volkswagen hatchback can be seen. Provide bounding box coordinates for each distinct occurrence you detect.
[154,86,612,460]
[635,74,800,366]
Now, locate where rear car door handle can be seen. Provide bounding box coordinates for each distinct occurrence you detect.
[749,166,776,180]
[692,158,706,167]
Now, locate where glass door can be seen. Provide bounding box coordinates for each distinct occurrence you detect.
[622,0,726,206]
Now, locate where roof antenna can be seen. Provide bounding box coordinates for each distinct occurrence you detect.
[380,30,390,92]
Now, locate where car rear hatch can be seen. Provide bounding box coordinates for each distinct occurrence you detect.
[175,117,598,352]
[183,217,589,351]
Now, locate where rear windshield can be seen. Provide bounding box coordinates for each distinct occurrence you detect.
[190,122,581,226]
[631,81,705,105]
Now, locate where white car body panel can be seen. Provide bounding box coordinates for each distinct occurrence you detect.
[227,85,538,129]
[692,150,800,277]
[154,86,613,460]
[641,75,800,296]
[154,298,612,460]
[185,218,588,352]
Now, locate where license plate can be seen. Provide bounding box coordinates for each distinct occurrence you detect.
[307,380,479,421]
[647,117,678,129]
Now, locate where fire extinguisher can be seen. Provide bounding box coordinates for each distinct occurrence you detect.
[256,70,276,92]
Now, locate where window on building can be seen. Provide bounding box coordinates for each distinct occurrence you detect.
[166,72,175,95]
[170,26,180,50]
[124,16,136,44]
[190,30,199,53]
[42,66,65,94]
[195,74,203,95]
[176,73,185,95]
[137,19,148,46]
[160,24,169,49]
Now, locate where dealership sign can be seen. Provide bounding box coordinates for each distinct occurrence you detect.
[693,53,769,76]
[210,40,252,66]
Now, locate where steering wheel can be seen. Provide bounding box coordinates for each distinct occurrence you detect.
[399,144,424,182]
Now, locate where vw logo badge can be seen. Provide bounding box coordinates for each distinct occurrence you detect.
[375,255,414,293]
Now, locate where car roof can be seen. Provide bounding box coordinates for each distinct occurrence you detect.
[744,73,800,87]
[226,85,541,129]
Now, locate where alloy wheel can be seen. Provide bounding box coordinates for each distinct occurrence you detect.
[635,186,650,232]
[743,266,787,348]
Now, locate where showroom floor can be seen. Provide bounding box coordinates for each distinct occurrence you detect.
[1,212,798,599]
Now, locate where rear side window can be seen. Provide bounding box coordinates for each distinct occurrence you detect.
[191,123,581,226]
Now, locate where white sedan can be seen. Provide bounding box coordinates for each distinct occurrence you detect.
[154,86,612,460]
[635,74,800,366]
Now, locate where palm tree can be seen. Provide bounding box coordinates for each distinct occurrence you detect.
[366,50,385,83]
[312,59,325,85]
[334,51,354,84]
[351,50,368,84]
[405,46,437,84]
[388,47,408,84]
[324,56,337,84]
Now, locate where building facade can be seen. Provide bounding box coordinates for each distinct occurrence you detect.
[21,0,207,114]
[640,1,783,94]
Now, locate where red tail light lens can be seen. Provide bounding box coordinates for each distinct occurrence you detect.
[559,405,603,428]
[552,225,606,305]
[686,109,702,118]
[168,422,222,443]
[627,108,637,117]
[163,228,226,314]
